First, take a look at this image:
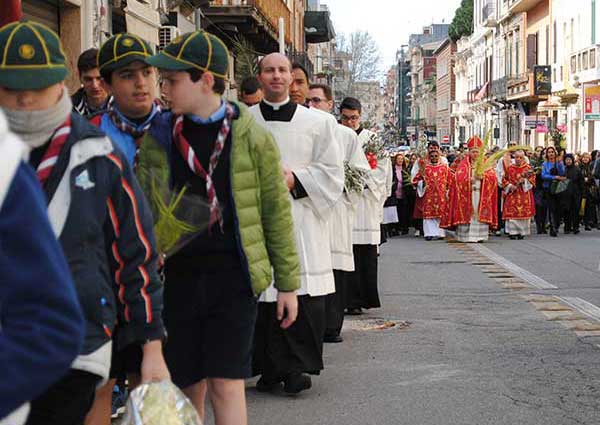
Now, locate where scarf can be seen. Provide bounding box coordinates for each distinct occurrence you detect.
[3,86,72,149]
[172,102,234,234]
[108,102,159,168]
[36,116,72,186]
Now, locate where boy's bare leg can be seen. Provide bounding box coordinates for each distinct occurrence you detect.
[84,379,115,425]
[183,379,208,421]
[207,378,247,425]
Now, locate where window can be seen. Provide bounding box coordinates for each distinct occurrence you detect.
[571,55,577,73]
[553,21,557,64]
[591,49,596,68]
[583,51,589,70]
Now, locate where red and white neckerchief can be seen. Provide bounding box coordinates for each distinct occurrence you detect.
[172,102,234,234]
[36,116,72,186]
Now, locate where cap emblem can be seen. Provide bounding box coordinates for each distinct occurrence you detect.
[18,44,35,60]
[122,38,134,47]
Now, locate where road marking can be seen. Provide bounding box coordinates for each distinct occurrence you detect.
[557,297,600,322]
[470,244,558,289]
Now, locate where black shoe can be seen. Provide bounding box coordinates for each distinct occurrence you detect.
[509,235,517,240]
[283,373,312,394]
[256,376,282,393]
[346,308,363,316]
[585,226,592,231]
[574,229,580,235]
[550,228,557,237]
[425,236,433,241]
[324,334,343,343]
[517,235,524,240]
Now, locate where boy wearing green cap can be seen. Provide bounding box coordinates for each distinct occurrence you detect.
[0,20,169,425]
[85,32,165,424]
[145,31,300,424]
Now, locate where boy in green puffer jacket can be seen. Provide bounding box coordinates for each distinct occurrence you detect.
[146,31,300,425]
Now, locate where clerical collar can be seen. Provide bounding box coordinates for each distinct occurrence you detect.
[355,127,364,135]
[260,98,297,122]
[263,97,290,111]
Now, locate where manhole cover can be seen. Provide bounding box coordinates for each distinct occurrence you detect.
[343,318,410,331]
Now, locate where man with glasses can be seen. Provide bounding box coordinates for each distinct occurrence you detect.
[308,84,371,343]
[339,97,391,316]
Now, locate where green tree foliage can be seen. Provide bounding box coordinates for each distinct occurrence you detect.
[448,0,474,42]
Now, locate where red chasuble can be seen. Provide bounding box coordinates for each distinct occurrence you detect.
[502,163,536,220]
[412,163,451,219]
[444,157,498,229]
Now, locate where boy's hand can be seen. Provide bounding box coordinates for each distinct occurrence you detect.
[277,291,298,330]
[141,340,171,383]
[282,166,295,190]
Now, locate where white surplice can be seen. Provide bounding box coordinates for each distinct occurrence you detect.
[329,124,371,271]
[353,129,391,245]
[250,103,344,301]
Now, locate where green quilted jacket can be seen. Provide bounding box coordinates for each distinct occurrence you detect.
[140,101,300,295]
[228,101,301,294]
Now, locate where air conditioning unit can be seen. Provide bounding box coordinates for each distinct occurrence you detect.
[159,26,180,51]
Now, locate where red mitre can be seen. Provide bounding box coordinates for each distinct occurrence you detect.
[467,136,483,149]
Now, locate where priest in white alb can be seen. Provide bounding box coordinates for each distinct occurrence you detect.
[249,53,344,394]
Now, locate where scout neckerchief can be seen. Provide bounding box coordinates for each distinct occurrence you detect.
[36,116,72,186]
[172,102,234,234]
[108,101,160,168]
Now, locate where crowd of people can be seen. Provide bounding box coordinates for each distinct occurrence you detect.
[382,141,600,242]
[2,17,599,425]
[0,20,392,425]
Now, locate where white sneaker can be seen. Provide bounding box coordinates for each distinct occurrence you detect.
[415,230,421,237]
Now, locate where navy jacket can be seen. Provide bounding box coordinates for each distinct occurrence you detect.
[0,141,84,418]
[31,113,165,356]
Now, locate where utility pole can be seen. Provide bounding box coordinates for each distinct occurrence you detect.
[0,0,22,27]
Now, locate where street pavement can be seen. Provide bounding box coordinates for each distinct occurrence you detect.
[236,231,600,425]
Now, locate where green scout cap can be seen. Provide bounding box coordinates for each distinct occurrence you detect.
[0,20,68,90]
[98,33,154,74]
[146,31,229,79]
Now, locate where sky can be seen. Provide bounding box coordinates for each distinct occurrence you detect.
[321,0,462,70]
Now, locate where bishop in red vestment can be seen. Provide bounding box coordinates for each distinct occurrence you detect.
[444,136,498,242]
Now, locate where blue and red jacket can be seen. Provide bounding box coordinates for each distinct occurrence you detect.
[29,113,165,367]
[0,127,84,419]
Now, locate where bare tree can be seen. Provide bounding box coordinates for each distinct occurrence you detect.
[337,31,381,97]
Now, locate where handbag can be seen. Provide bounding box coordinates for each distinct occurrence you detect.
[550,179,569,195]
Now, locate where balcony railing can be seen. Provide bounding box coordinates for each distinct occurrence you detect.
[208,0,291,44]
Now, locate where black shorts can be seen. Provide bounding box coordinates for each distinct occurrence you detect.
[163,265,257,389]
[109,338,143,380]
[26,370,100,425]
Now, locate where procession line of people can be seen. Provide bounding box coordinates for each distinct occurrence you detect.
[0,19,390,425]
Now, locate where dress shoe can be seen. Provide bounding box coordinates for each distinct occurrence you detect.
[256,376,282,392]
[283,373,312,394]
[585,226,592,231]
[573,229,580,235]
[425,236,433,241]
[517,235,524,240]
[324,334,343,343]
[509,235,517,240]
[550,228,557,237]
[346,308,363,315]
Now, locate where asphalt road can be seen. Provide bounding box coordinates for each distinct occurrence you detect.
[238,232,600,425]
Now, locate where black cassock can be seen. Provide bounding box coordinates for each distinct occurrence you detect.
[345,244,381,310]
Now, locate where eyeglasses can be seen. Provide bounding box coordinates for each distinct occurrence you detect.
[308,97,324,104]
[341,114,360,121]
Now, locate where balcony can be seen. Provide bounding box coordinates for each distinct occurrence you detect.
[203,0,291,52]
[506,0,544,14]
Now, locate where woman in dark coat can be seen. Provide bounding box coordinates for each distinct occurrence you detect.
[390,153,411,235]
[532,147,547,234]
[562,153,584,234]
[579,152,597,231]
[407,153,421,236]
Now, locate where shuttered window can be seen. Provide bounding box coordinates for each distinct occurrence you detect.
[22,0,59,32]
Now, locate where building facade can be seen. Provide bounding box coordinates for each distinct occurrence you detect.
[434,39,457,145]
